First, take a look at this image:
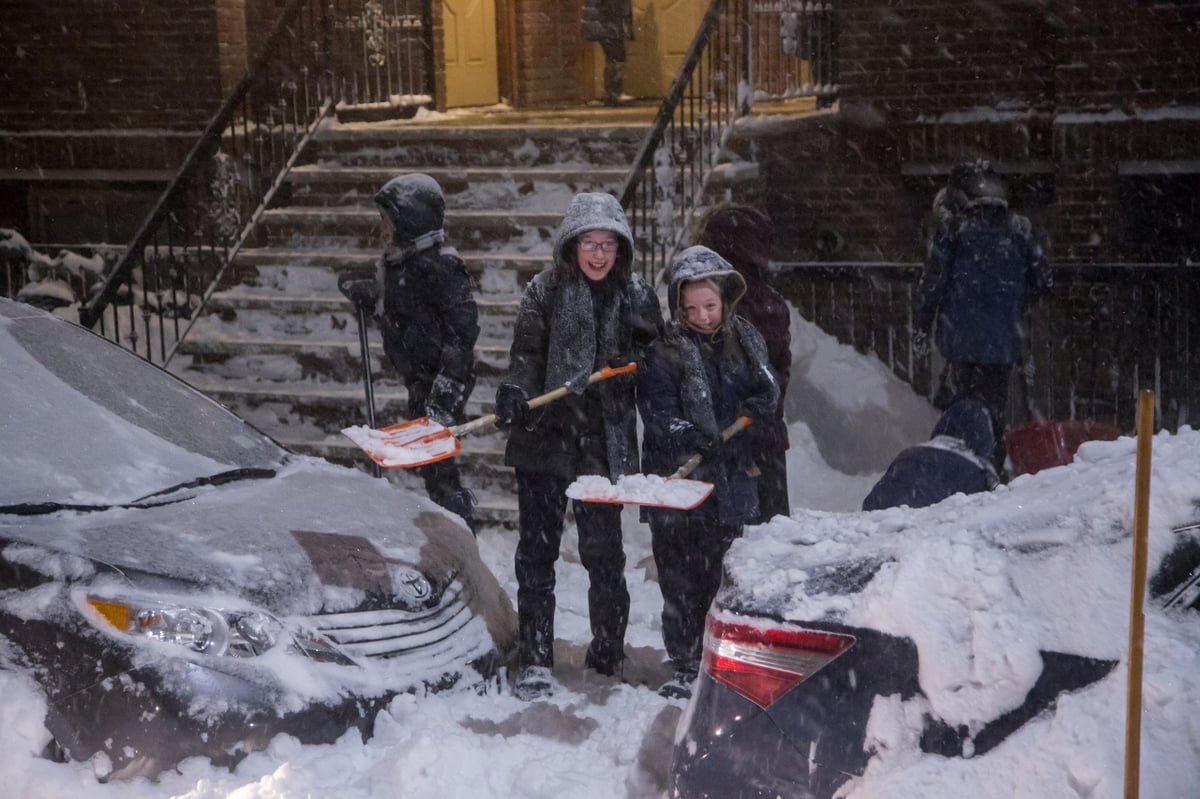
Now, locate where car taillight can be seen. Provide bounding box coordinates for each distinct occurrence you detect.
[702,615,856,708]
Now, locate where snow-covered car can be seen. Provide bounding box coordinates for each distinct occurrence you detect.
[0,298,517,780]
[670,426,1200,798]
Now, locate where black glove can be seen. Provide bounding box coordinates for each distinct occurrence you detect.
[494,383,530,430]
[606,352,637,369]
[426,374,465,427]
[677,425,720,460]
[337,270,380,313]
[912,328,931,358]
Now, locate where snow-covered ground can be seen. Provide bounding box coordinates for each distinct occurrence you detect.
[3,309,1198,798]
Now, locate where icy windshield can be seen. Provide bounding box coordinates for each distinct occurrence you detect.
[0,303,286,506]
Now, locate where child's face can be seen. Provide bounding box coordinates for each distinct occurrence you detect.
[379,212,396,248]
[575,230,619,282]
[681,282,723,334]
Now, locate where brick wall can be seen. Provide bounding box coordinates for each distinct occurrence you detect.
[750,0,1200,265]
[0,0,223,133]
[512,0,584,108]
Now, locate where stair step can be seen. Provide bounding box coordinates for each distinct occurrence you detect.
[184,375,505,418]
[258,207,562,251]
[286,164,628,211]
[205,286,520,316]
[307,124,648,169]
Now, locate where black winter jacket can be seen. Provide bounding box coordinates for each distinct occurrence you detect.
[378,245,479,407]
[915,204,1052,365]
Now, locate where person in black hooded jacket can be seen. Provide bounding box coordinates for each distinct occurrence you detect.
[494,192,663,700]
[637,245,779,700]
[338,173,480,533]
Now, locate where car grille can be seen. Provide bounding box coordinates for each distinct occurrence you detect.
[307,579,478,661]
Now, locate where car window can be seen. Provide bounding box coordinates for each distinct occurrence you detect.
[0,306,286,506]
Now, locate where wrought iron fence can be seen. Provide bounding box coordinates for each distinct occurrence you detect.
[75,0,433,364]
[774,261,1200,434]
[620,0,836,284]
[329,0,432,109]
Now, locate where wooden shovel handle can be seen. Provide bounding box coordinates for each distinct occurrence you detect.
[672,416,752,479]
[451,362,639,437]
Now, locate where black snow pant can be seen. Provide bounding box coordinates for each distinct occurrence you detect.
[752,448,790,524]
[415,458,475,534]
[514,469,628,668]
[650,518,742,675]
[408,379,476,533]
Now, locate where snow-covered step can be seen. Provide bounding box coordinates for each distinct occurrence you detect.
[286,164,628,211]
[258,207,563,252]
[309,123,646,169]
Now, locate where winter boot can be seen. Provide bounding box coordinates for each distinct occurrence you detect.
[603,61,628,107]
[658,668,697,700]
[512,665,555,701]
[584,638,625,677]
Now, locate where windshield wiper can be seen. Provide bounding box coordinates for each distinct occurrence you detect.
[0,496,188,516]
[132,467,277,503]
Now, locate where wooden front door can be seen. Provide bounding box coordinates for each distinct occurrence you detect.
[443,0,499,107]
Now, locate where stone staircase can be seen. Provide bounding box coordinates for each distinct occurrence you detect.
[168,111,652,530]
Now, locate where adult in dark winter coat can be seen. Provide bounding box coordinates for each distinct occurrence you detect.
[581,0,634,106]
[913,160,1052,471]
[861,399,1000,511]
[637,245,779,699]
[698,204,792,522]
[338,173,480,533]
[494,192,663,699]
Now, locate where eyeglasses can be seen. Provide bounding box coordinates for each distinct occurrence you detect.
[579,240,619,254]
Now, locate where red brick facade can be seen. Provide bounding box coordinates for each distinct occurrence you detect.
[754,0,1200,265]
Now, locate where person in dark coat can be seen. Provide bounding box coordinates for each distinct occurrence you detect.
[581,0,634,106]
[862,399,1000,511]
[338,173,480,533]
[698,204,792,523]
[913,160,1053,473]
[637,245,779,700]
[493,192,664,699]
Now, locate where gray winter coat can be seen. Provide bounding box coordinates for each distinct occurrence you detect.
[503,193,664,480]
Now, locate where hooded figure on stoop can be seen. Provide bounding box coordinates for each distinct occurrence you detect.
[493,192,663,700]
[337,173,480,534]
[636,245,779,700]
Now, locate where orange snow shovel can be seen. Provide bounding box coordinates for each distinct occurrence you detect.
[567,416,752,510]
[342,362,638,469]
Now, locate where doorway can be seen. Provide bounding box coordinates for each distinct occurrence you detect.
[443,0,499,107]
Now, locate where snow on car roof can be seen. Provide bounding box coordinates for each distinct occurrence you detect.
[722,428,1200,733]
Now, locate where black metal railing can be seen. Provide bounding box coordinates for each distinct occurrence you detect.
[329,0,433,109]
[774,261,1200,434]
[78,0,334,362]
[77,0,434,364]
[620,0,836,283]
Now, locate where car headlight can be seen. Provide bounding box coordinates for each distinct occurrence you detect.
[85,595,284,657]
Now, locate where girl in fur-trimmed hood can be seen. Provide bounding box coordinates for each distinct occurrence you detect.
[636,244,779,700]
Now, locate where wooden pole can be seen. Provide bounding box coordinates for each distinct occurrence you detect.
[1124,389,1154,799]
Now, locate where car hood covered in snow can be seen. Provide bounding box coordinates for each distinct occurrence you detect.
[0,459,489,617]
[721,428,1200,733]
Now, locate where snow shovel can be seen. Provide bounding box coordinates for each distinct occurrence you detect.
[352,303,382,478]
[342,362,639,469]
[566,416,752,511]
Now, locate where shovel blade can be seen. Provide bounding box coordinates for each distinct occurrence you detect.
[342,417,461,469]
[566,474,714,510]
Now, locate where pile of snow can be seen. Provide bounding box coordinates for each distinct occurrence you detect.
[785,307,939,474]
